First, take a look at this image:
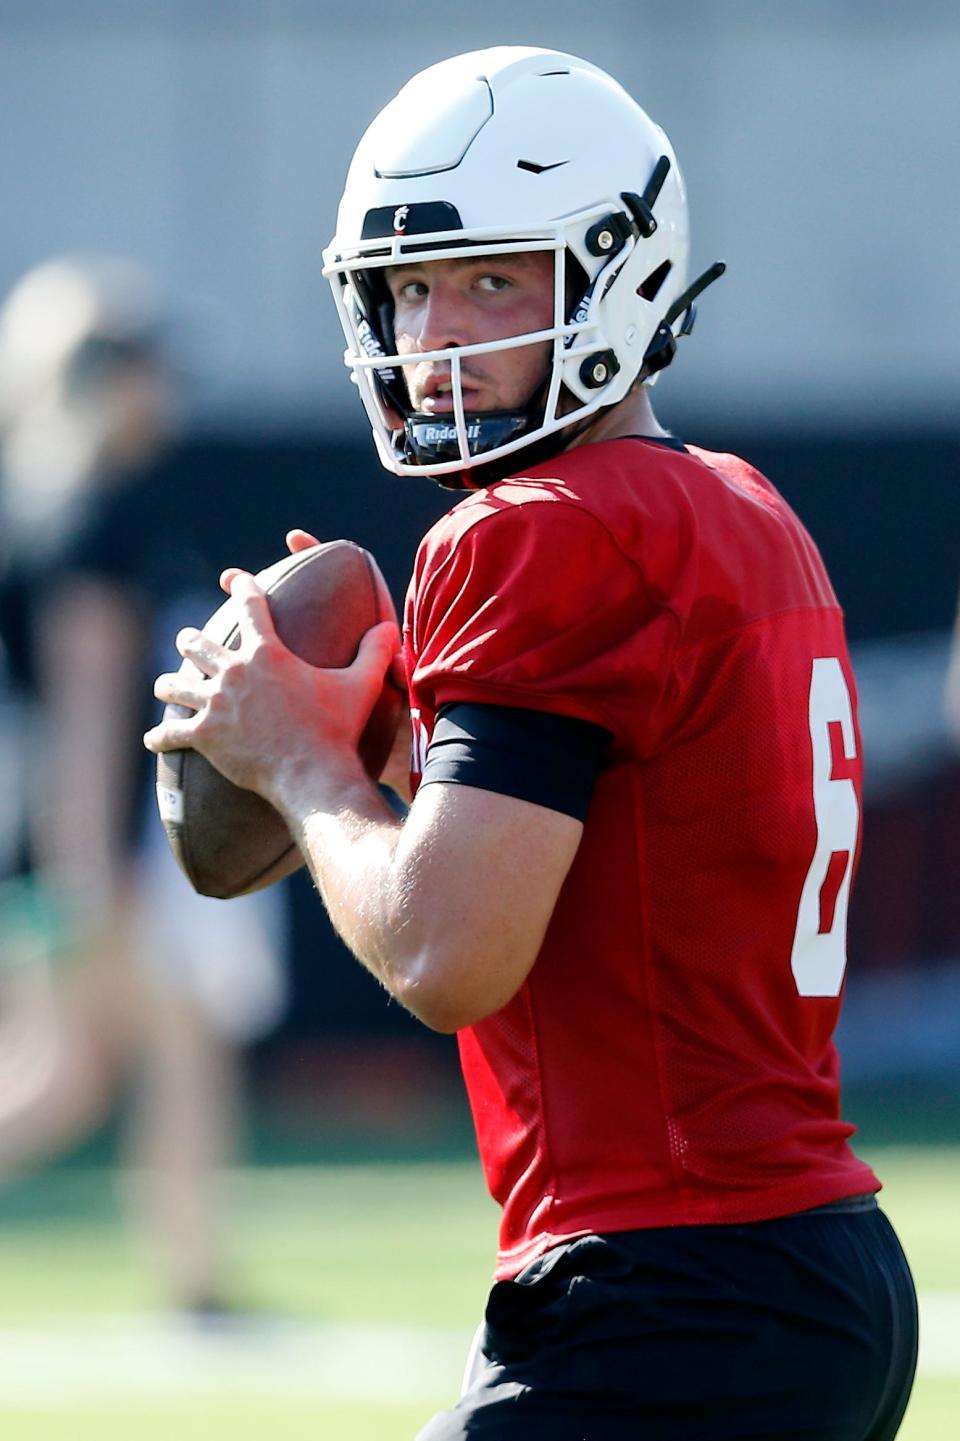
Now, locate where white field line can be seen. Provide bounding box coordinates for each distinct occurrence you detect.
[0,1293,952,1410]
[0,1317,470,1409]
[916,1293,960,1376]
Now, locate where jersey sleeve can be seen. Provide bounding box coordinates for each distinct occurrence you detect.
[409,497,678,753]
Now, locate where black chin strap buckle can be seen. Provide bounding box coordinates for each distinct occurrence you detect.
[640,323,678,380]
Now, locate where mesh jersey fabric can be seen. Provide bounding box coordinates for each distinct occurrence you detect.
[403,436,879,1279]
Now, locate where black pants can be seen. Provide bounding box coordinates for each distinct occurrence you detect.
[418,1198,917,1440]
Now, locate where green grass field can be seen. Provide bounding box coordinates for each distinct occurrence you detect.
[0,1147,955,1438]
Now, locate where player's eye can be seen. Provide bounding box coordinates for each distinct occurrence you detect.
[394,278,428,303]
[476,274,511,293]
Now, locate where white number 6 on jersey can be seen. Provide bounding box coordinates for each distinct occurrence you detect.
[791,657,860,998]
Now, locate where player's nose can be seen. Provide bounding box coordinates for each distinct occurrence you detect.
[416,283,469,353]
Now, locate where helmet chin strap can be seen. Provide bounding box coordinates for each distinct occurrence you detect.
[402,410,530,471]
[406,400,598,492]
[400,356,577,487]
[640,261,727,381]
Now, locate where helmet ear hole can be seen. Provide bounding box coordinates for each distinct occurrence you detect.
[638,260,671,302]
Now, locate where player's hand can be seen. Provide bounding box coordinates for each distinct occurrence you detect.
[217,528,320,598]
[144,570,399,803]
[271,528,411,795]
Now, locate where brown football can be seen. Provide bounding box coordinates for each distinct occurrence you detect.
[155,540,403,899]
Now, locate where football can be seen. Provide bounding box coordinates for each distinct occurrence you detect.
[155,540,403,900]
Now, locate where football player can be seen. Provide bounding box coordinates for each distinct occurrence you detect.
[147,48,918,1439]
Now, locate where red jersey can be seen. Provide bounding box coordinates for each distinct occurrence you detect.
[403,436,879,1280]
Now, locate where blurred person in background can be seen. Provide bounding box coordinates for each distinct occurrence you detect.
[0,256,287,1318]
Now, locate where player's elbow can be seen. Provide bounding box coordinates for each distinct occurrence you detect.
[397,986,471,1034]
[393,943,527,1034]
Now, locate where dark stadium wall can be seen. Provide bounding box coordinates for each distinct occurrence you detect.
[167,426,960,646]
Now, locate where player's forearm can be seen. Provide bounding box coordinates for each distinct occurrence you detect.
[271,764,565,1035]
[271,763,426,1012]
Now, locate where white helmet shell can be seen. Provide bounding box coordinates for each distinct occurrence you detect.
[324,48,695,481]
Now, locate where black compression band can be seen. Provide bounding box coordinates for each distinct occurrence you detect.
[622,433,688,452]
[418,702,609,821]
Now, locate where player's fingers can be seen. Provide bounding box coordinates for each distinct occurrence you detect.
[143,715,198,754]
[226,570,279,645]
[220,566,244,593]
[352,621,401,684]
[175,627,228,675]
[286,529,321,553]
[153,670,206,712]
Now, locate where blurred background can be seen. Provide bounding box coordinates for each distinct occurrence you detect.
[0,2,957,1437]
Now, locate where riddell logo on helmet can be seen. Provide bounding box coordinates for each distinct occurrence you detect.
[356,316,384,358]
[355,315,397,383]
[569,283,597,333]
[393,206,410,233]
[422,420,482,443]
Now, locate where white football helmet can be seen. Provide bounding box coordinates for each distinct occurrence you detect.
[323,47,723,484]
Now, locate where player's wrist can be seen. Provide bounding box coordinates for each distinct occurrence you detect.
[264,747,371,829]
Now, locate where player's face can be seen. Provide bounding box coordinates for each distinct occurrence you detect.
[384,252,554,415]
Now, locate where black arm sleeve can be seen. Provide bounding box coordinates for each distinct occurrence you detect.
[417,702,609,822]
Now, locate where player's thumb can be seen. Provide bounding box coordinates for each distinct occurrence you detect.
[353,621,401,687]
